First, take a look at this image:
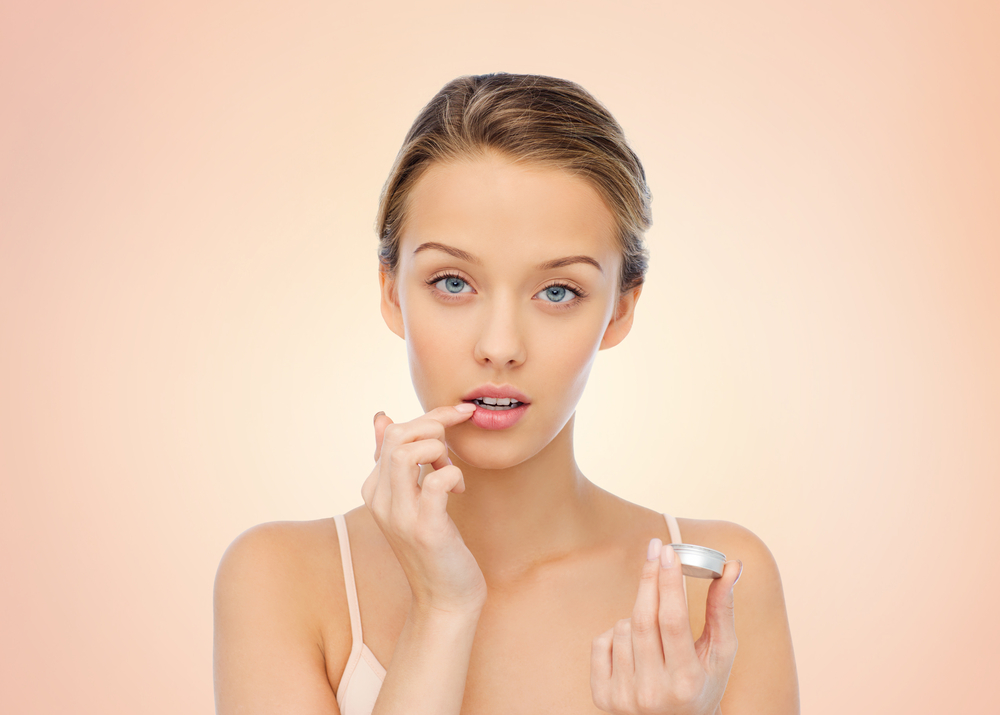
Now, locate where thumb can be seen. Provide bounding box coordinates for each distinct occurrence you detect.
[698,558,741,669]
[373,411,393,462]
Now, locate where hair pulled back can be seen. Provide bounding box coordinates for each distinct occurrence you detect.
[376,73,651,293]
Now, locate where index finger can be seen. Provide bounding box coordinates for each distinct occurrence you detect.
[658,544,699,667]
[379,403,477,448]
[631,539,666,678]
[413,403,477,432]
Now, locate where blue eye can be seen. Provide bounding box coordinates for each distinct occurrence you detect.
[434,276,472,294]
[536,284,577,303]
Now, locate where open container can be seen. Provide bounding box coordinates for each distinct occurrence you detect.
[671,544,727,579]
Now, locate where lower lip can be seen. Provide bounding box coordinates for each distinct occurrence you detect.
[468,402,529,430]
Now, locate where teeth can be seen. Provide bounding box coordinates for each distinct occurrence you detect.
[473,397,523,411]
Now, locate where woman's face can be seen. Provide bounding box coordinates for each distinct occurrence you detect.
[381,153,640,470]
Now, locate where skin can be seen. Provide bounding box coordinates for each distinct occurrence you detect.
[213,153,799,714]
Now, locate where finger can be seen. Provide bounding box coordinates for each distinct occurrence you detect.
[611,618,635,681]
[697,558,741,670]
[373,412,393,462]
[591,627,614,682]
[389,440,450,498]
[361,464,378,507]
[417,464,465,516]
[631,539,666,681]
[590,627,614,709]
[657,544,699,667]
[381,404,476,450]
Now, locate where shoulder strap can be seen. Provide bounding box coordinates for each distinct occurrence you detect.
[333,514,364,661]
[662,513,688,608]
[663,512,682,544]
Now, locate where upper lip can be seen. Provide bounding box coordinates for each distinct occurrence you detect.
[462,384,530,403]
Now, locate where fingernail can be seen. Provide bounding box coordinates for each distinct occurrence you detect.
[647,538,662,561]
[660,543,676,568]
[733,559,744,586]
[373,411,385,423]
[455,402,476,413]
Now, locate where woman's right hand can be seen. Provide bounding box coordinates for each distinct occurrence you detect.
[361,403,487,616]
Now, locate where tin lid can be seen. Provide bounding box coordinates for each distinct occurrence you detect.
[670,543,727,579]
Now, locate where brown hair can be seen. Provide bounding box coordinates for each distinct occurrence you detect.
[376,73,651,293]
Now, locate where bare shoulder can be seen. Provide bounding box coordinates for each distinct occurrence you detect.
[677,518,799,714]
[215,518,346,623]
[217,518,340,581]
[213,518,351,714]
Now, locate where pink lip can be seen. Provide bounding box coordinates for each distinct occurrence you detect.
[469,402,529,430]
[461,384,530,403]
[460,384,531,430]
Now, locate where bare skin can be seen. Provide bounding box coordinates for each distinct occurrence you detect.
[214,154,799,714]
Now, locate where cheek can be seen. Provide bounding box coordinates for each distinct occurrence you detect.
[403,301,469,398]
[541,320,603,398]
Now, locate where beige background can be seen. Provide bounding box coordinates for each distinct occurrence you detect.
[2,1,998,712]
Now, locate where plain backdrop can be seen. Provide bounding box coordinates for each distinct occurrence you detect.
[2,1,998,712]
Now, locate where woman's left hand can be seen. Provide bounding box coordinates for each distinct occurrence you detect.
[590,540,743,715]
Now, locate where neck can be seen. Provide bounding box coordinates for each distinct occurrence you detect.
[440,414,602,580]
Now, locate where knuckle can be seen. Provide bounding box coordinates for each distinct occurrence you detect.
[434,464,461,484]
[613,618,631,638]
[417,415,446,436]
[720,592,736,613]
[389,445,410,468]
[428,440,448,461]
[613,684,633,713]
[634,686,662,713]
[630,610,658,635]
[659,616,689,639]
[638,569,659,589]
[421,471,448,491]
[593,627,614,648]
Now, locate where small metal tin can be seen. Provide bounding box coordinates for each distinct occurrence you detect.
[670,543,727,579]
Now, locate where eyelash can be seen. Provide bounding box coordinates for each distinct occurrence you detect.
[425,272,588,308]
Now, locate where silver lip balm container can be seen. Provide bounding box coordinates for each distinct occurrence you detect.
[671,544,727,579]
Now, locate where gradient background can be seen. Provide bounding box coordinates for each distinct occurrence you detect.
[2,1,998,712]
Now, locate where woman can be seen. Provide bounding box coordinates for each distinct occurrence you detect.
[214,73,799,714]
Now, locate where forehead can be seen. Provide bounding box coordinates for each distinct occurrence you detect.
[398,154,620,269]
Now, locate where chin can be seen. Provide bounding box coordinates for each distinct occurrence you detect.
[449,432,543,471]
[452,446,533,471]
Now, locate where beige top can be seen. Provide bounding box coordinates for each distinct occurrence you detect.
[332,513,684,715]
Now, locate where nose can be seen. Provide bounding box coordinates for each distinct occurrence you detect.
[473,296,527,368]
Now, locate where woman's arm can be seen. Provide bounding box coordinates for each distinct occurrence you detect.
[212,516,483,715]
[215,404,485,715]
[370,603,481,715]
[213,522,342,714]
[363,405,487,715]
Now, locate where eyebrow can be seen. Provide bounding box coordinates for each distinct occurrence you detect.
[413,242,604,274]
[412,242,481,265]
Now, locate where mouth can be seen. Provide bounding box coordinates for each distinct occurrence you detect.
[460,385,531,429]
[468,397,525,411]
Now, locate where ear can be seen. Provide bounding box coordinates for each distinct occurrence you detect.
[379,267,405,339]
[599,285,642,350]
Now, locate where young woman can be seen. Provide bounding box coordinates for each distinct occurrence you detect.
[214,73,799,715]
